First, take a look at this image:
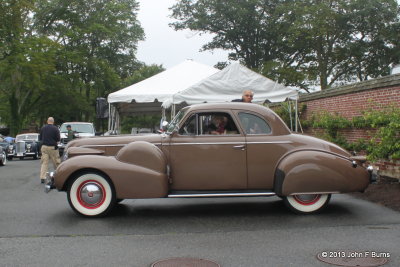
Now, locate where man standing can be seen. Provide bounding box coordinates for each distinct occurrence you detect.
[232,90,254,103]
[66,125,75,141]
[39,117,61,183]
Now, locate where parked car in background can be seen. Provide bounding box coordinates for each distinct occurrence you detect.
[45,103,374,217]
[0,141,14,161]
[58,122,95,155]
[0,145,7,166]
[12,133,41,160]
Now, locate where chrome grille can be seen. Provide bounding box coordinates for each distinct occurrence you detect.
[16,141,26,154]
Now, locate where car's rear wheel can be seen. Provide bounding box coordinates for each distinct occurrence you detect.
[0,152,7,166]
[67,173,116,217]
[283,194,331,214]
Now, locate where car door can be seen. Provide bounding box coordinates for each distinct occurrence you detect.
[168,111,247,190]
[237,111,292,190]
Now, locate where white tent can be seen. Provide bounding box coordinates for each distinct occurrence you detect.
[162,62,298,109]
[107,60,219,114]
[106,60,219,132]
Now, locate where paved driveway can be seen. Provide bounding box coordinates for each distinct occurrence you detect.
[0,159,399,266]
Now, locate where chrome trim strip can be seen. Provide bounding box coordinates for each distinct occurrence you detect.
[166,141,292,146]
[168,192,276,198]
[80,141,290,148]
[247,141,293,144]
[167,142,245,146]
[81,143,162,148]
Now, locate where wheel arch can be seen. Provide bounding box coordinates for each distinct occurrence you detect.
[63,168,113,192]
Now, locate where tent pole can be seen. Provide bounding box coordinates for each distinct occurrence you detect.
[108,103,111,131]
[288,102,293,131]
[295,99,298,132]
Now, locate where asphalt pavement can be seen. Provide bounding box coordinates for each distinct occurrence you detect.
[0,159,399,267]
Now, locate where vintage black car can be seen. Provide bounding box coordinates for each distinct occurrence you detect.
[0,141,14,162]
[0,145,6,166]
[12,133,41,160]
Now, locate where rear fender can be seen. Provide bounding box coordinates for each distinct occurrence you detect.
[274,150,369,196]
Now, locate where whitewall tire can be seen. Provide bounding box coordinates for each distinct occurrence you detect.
[67,173,116,217]
[283,194,331,214]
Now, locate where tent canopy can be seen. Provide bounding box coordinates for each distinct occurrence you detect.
[162,62,298,108]
[107,60,219,114]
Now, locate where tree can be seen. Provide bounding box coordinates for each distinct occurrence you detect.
[170,0,400,90]
[35,0,144,120]
[0,0,60,135]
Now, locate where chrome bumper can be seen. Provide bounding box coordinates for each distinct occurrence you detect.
[44,171,56,193]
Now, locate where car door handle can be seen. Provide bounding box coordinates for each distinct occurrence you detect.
[233,145,246,150]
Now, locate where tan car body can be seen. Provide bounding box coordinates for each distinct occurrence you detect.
[53,103,370,202]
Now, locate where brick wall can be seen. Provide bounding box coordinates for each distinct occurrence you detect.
[294,74,400,179]
[298,74,400,141]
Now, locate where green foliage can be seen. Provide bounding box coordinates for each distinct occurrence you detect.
[121,115,162,134]
[305,106,400,160]
[0,0,144,134]
[364,107,400,160]
[171,0,400,91]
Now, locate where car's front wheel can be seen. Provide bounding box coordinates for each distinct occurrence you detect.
[283,194,331,214]
[67,173,116,217]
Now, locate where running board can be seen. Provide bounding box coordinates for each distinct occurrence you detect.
[167,191,276,198]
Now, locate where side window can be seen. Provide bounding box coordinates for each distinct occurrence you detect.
[179,112,240,136]
[238,112,271,135]
[199,112,239,135]
[179,115,197,135]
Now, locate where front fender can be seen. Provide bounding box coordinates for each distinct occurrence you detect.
[55,142,168,199]
[274,150,370,196]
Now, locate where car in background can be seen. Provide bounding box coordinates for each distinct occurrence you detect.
[12,133,41,160]
[45,103,374,217]
[58,122,95,155]
[0,141,14,161]
[0,145,7,166]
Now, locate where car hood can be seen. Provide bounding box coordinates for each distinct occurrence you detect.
[60,132,94,138]
[66,134,164,149]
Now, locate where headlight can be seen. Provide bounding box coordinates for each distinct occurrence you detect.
[9,145,13,149]
[27,144,32,149]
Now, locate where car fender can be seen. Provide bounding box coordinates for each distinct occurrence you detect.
[56,141,168,199]
[274,150,370,196]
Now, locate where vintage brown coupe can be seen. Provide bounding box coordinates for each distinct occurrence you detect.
[45,103,374,217]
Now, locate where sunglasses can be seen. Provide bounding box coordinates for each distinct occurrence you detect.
[244,94,253,97]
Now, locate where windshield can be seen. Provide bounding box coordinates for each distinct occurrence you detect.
[60,123,94,134]
[167,109,188,133]
[16,134,38,141]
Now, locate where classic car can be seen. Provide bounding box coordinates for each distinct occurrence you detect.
[0,145,6,166]
[58,122,96,155]
[13,133,41,160]
[45,103,374,217]
[0,141,14,162]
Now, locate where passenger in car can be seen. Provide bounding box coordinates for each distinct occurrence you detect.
[209,115,226,135]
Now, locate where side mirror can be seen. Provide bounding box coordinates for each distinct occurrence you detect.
[161,121,169,131]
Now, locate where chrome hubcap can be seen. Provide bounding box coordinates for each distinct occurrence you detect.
[79,182,104,206]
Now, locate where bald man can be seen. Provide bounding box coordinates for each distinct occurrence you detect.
[232,90,254,103]
[39,117,61,183]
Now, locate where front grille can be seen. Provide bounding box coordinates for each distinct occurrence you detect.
[16,141,26,154]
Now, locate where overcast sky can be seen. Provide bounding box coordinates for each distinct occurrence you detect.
[136,0,230,68]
